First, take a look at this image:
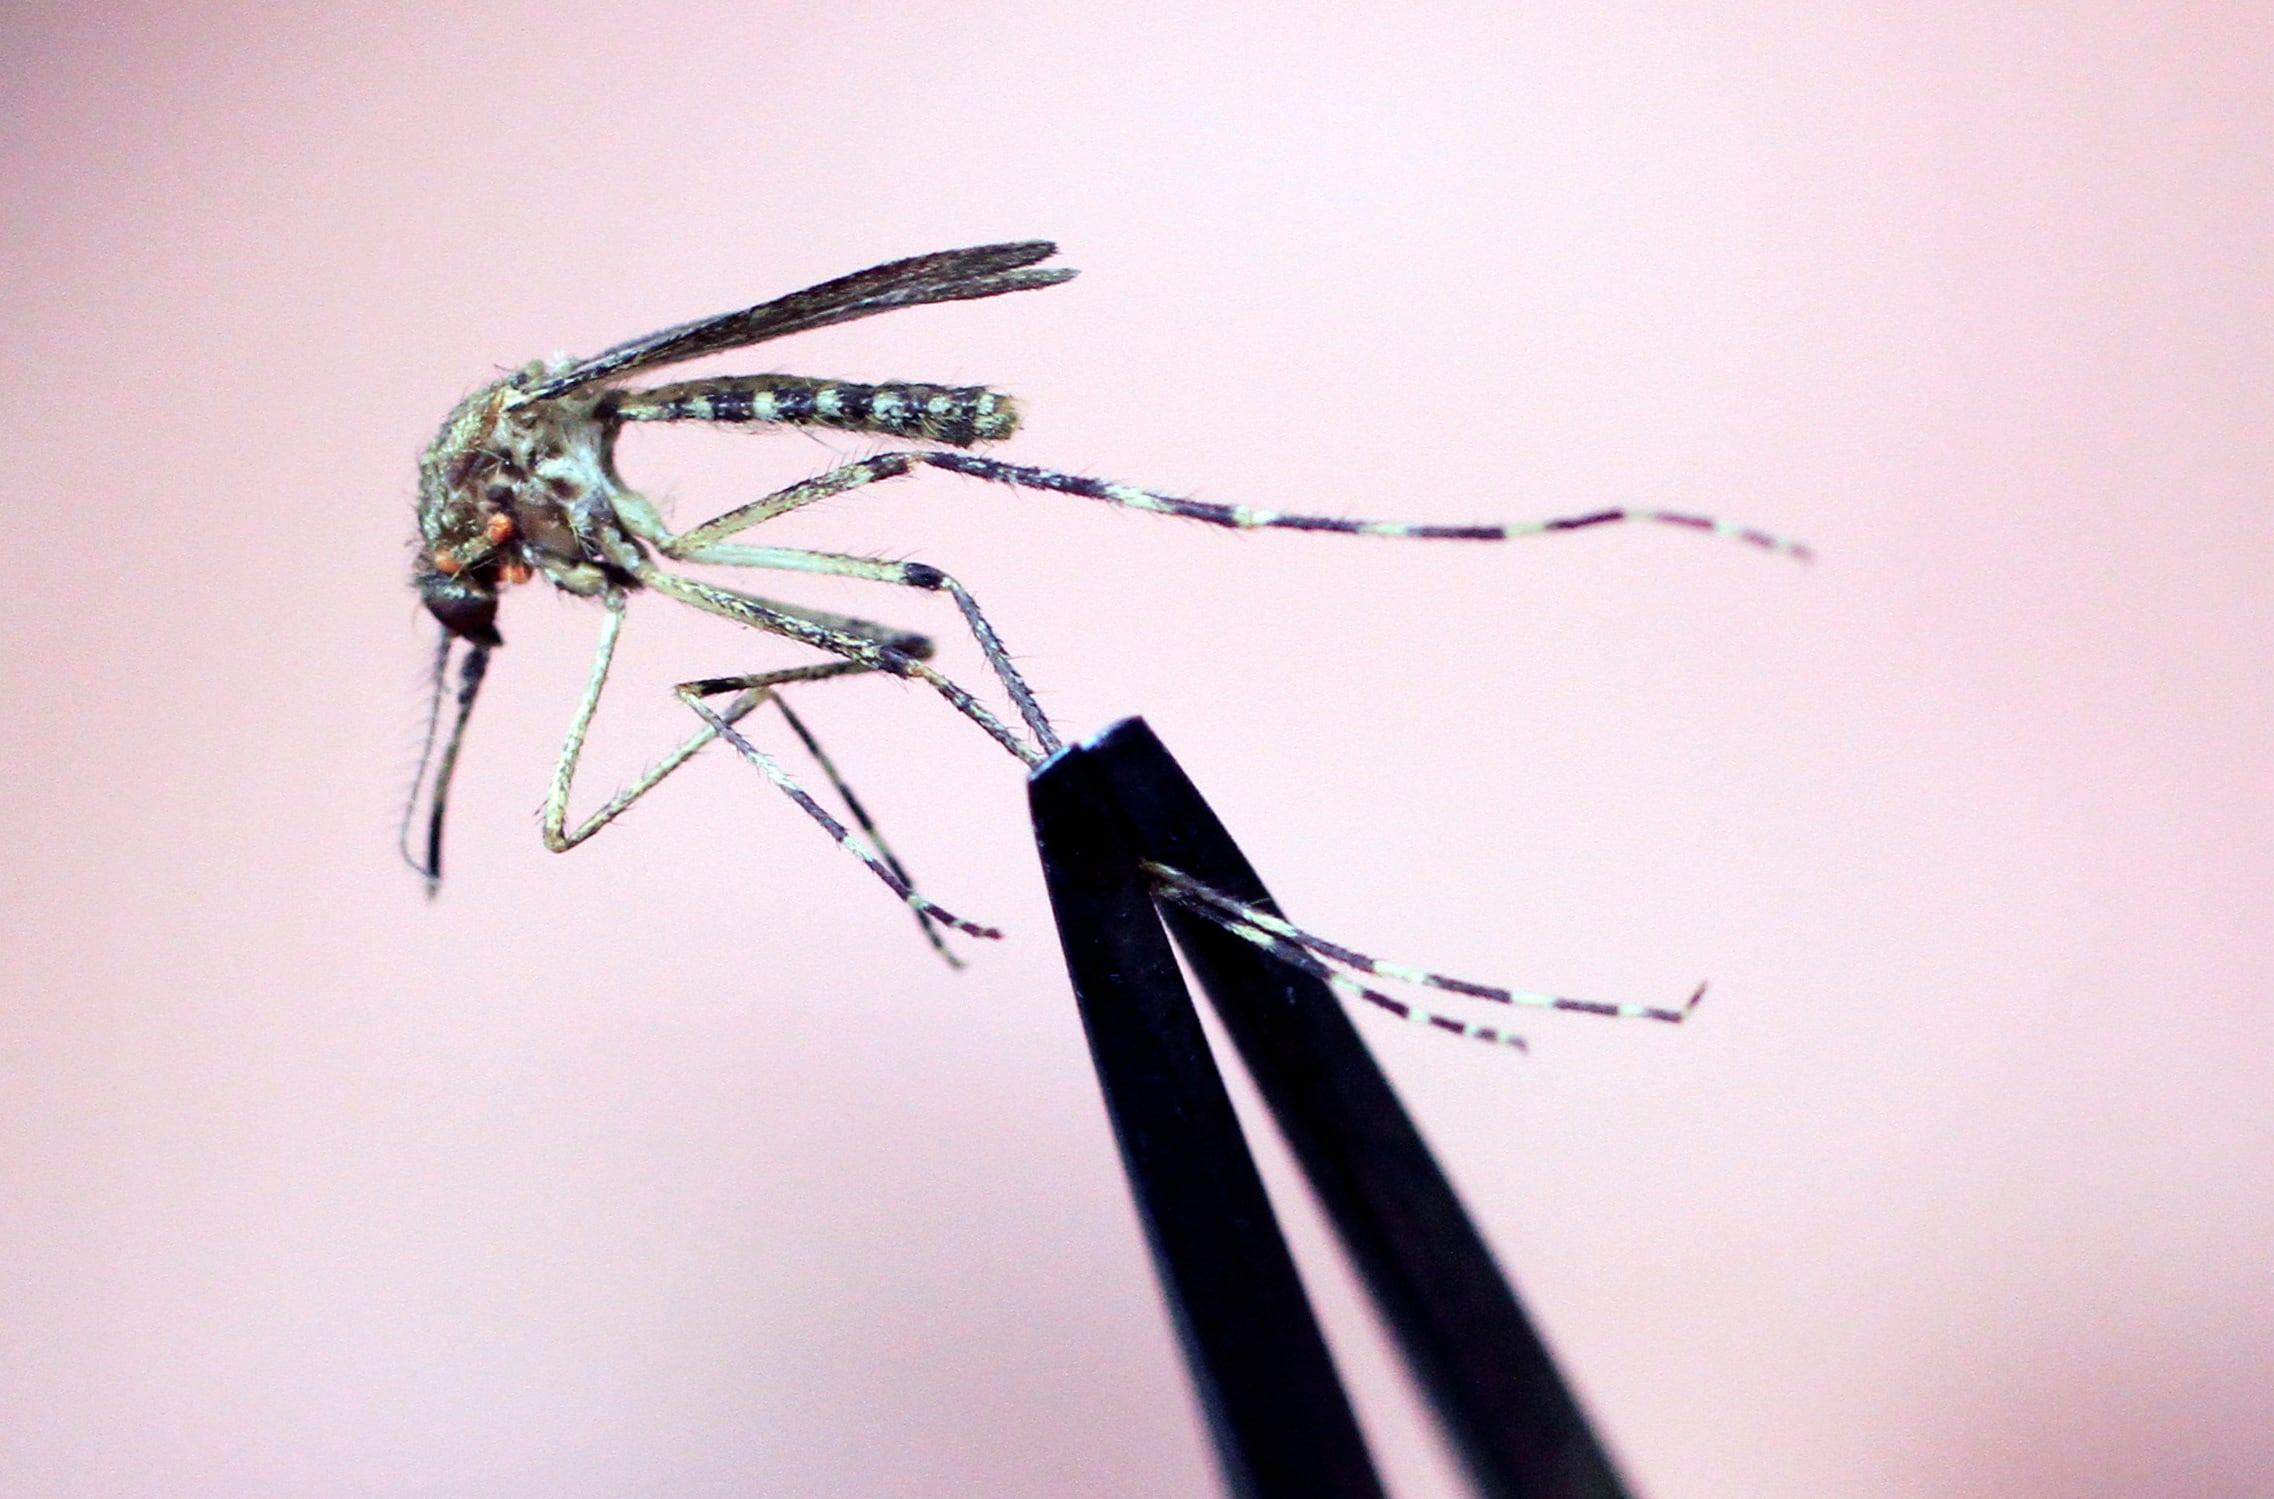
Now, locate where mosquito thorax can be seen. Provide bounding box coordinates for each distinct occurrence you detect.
[414,360,644,643]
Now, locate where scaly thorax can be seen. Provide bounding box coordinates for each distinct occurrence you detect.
[414,362,648,641]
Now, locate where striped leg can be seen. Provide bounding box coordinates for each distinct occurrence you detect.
[1166,896,1533,1053]
[606,447,1805,771]
[635,565,1047,765]
[545,592,886,852]
[542,593,978,956]
[641,451,1812,561]
[677,675,1002,942]
[647,539,1058,756]
[1145,862,1706,1050]
[770,693,966,964]
[922,454,1812,559]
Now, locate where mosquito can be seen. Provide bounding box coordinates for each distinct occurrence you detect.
[401,241,1803,1049]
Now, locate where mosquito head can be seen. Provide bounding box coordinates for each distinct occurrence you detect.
[415,372,543,646]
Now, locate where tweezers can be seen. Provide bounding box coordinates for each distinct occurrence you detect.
[1029,717,1633,1499]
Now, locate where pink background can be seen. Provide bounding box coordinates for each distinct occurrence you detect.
[4,4,2270,1495]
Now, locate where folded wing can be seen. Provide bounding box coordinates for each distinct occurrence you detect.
[522,241,1076,401]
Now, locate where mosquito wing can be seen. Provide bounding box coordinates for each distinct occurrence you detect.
[521,241,1077,402]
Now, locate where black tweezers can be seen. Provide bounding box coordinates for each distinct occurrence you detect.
[1029,718,1634,1499]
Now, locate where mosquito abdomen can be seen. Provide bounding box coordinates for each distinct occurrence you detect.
[608,376,1019,448]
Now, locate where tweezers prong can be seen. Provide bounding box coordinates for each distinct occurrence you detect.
[1032,717,1633,1499]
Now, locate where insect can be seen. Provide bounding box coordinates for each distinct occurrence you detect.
[401,241,1804,1049]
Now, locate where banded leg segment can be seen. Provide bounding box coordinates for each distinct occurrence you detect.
[542,593,973,957]
[648,541,1058,756]
[628,445,1804,777]
[543,591,881,852]
[677,675,1003,942]
[636,565,1046,765]
[926,453,1814,557]
[1145,862,1707,1044]
[659,450,1812,561]
[1162,880,1534,1053]
[770,694,966,963]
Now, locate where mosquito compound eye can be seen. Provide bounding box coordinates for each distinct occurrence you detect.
[421,572,502,646]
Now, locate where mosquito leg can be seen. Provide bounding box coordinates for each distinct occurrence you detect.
[676,675,1004,942]
[922,454,1814,557]
[543,591,876,851]
[620,438,1800,768]
[635,565,1046,765]
[1144,861,1707,1031]
[720,591,937,660]
[770,694,962,965]
[662,541,1058,755]
[543,592,630,851]
[1156,884,1532,1054]
[653,453,941,552]
[639,450,1810,563]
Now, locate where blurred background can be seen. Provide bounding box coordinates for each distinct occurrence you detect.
[4,3,2269,1495]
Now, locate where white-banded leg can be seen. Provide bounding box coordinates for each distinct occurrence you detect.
[611,448,1804,770]
[543,591,977,956]
[923,453,1814,558]
[1144,861,1706,1054]
[676,672,1002,942]
[634,564,1047,766]
[657,539,1058,756]
[769,693,967,964]
[619,450,1812,562]
[544,592,865,851]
